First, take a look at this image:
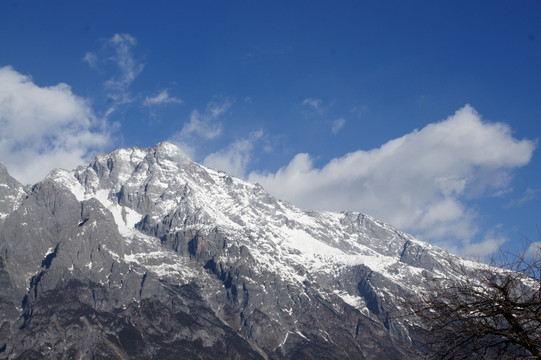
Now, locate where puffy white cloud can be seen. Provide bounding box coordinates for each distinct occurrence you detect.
[203,130,264,178]
[331,117,346,134]
[0,66,110,184]
[249,105,536,255]
[456,233,509,259]
[143,90,183,106]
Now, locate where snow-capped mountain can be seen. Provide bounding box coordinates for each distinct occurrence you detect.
[0,142,474,359]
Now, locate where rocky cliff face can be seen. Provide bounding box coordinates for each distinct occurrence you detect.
[0,142,471,359]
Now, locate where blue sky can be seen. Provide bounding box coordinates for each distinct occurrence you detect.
[0,1,540,258]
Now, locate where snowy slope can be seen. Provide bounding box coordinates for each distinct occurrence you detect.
[51,142,464,314]
[0,141,481,359]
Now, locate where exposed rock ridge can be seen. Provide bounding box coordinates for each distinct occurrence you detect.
[0,142,473,359]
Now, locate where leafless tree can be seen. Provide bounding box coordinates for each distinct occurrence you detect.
[408,244,541,359]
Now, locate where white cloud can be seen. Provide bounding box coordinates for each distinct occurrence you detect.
[84,33,143,105]
[302,98,323,113]
[456,233,509,259]
[331,118,346,134]
[104,33,143,92]
[143,90,183,106]
[303,98,322,108]
[505,187,538,208]
[0,66,111,184]
[169,99,233,161]
[174,99,232,141]
[249,105,536,255]
[82,52,98,69]
[203,130,264,178]
[526,242,541,259]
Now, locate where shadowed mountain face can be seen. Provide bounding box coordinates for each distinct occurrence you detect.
[0,142,467,359]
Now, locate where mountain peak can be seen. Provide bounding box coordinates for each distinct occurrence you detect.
[0,160,13,182]
[0,141,479,359]
[153,140,187,158]
[0,160,26,222]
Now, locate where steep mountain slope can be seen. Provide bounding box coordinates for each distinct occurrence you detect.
[0,142,473,359]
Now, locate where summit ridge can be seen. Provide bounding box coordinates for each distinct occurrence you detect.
[0,142,477,359]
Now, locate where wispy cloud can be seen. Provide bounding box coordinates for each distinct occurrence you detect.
[203,130,264,178]
[143,90,183,106]
[350,104,368,118]
[249,105,536,257]
[179,99,231,140]
[169,98,233,157]
[331,118,346,134]
[82,52,98,69]
[302,98,323,114]
[505,187,538,208]
[103,33,143,96]
[84,33,144,105]
[0,66,111,184]
[493,188,514,197]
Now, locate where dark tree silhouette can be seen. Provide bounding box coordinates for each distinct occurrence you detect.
[409,244,541,359]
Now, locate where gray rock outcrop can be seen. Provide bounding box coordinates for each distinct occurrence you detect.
[0,142,477,359]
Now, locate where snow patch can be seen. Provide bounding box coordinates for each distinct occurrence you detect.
[94,190,142,238]
[334,290,366,309]
[49,169,87,201]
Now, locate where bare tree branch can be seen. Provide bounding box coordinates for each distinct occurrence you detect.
[405,250,541,359]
